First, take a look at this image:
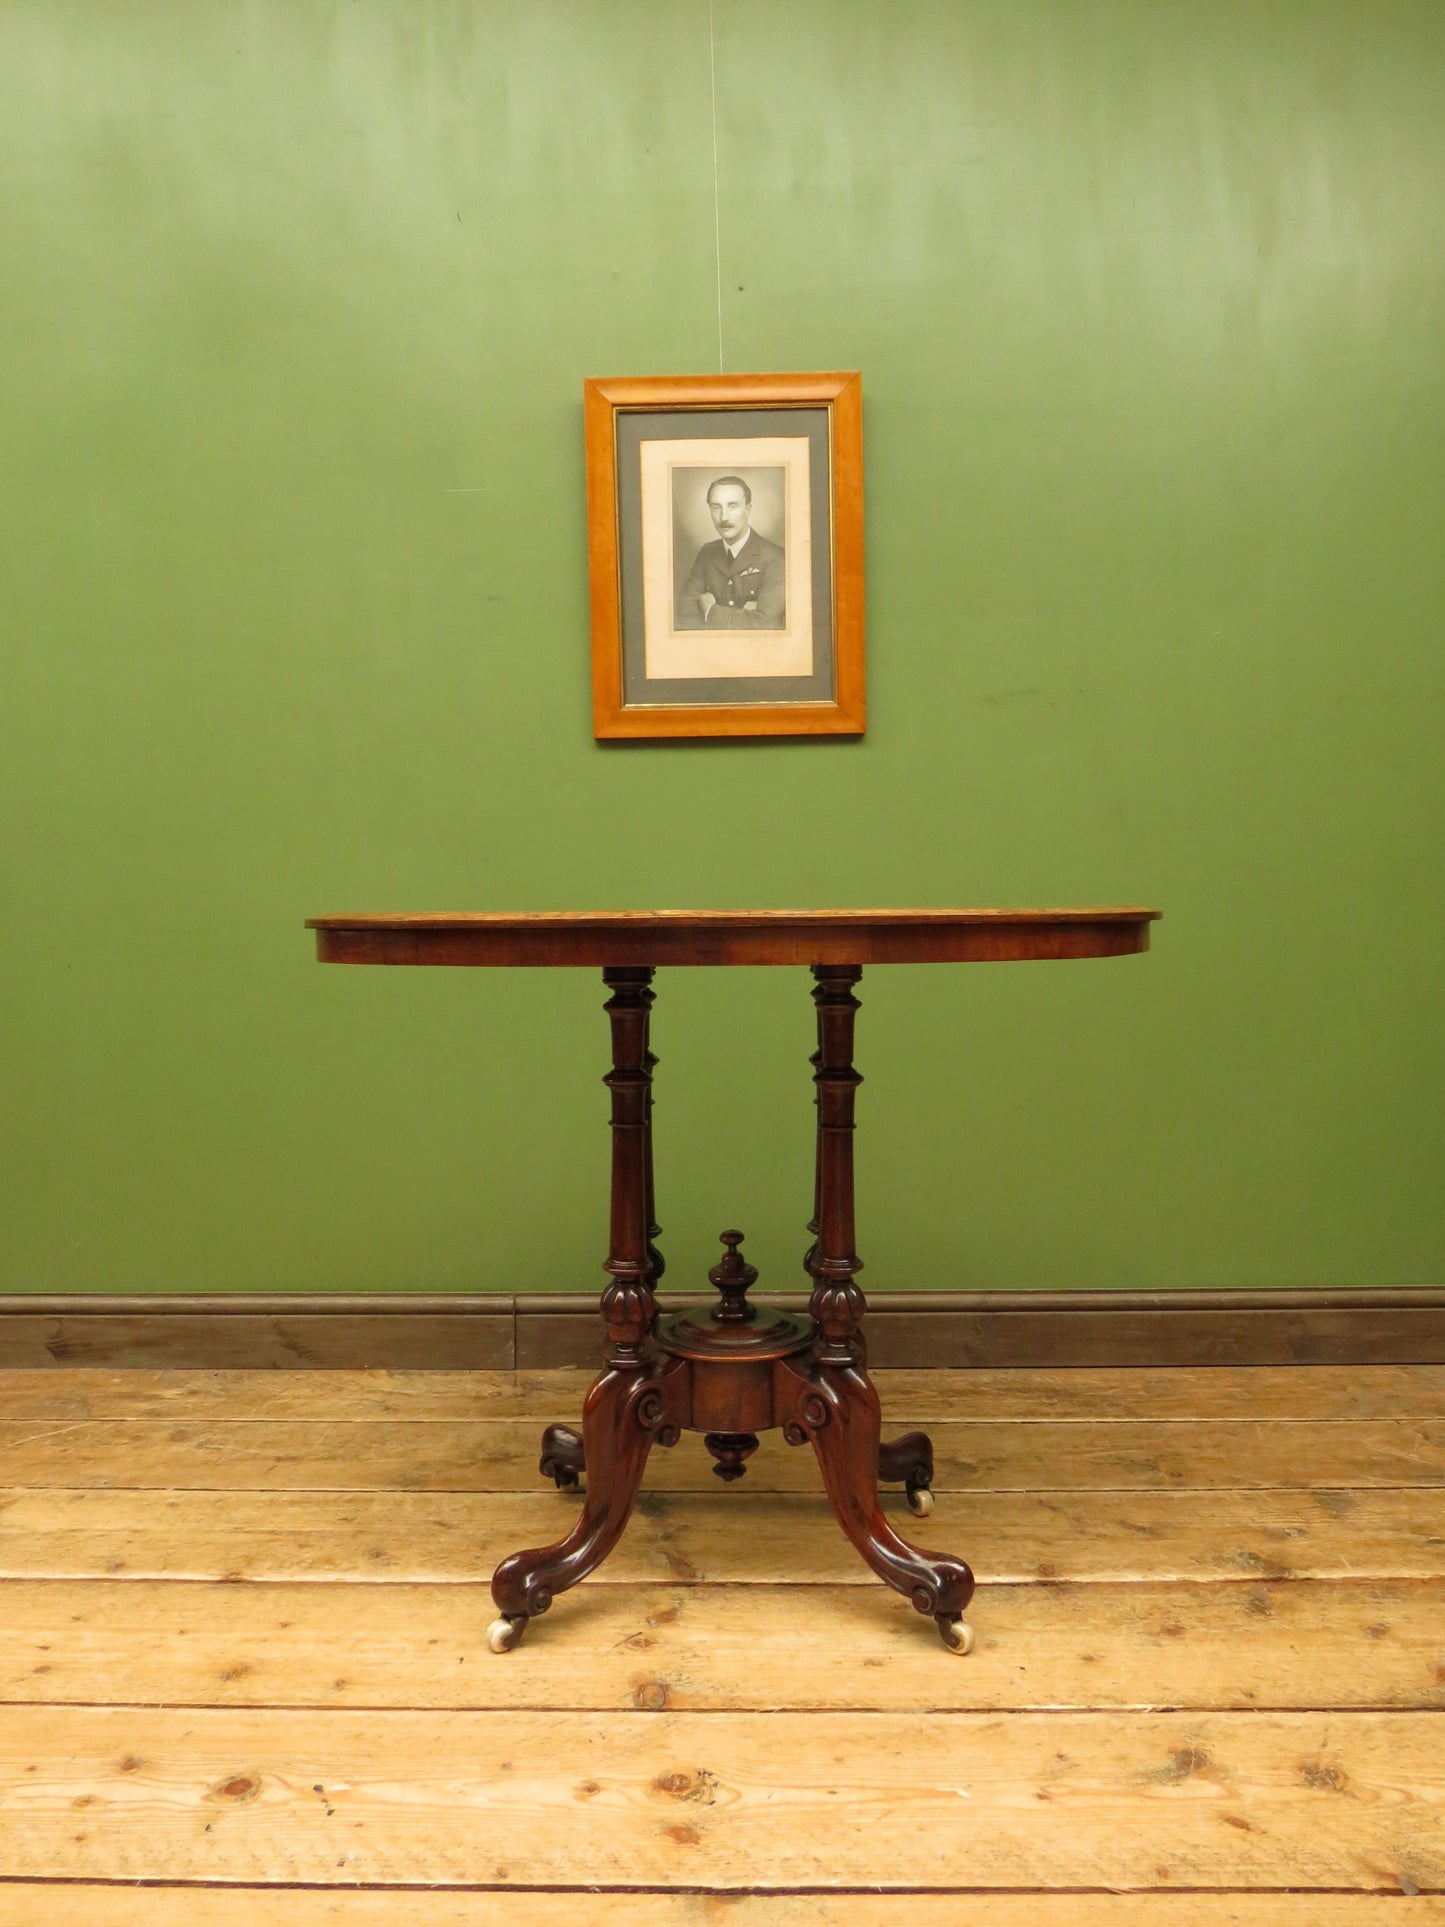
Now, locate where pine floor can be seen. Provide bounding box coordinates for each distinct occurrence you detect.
[0,1362,1442,1922]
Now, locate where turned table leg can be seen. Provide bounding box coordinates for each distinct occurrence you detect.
[534,970,665,1498]
[786,964,975,1651]
[490,967,680,1650]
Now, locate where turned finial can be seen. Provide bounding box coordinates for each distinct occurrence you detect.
[709,1229,758,1323]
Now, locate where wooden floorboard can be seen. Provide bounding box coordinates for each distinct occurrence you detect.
[2,1894,1442,1924]
[1,1577,1441,1711]
[3,1415,1441,1490]
[4,1363,1444,1422]
[0,1362,1441,1907]
[2,1485,1441,1584]
[2,1706,1443,1888]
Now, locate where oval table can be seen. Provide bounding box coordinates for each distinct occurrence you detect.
[308,908,1160,1654]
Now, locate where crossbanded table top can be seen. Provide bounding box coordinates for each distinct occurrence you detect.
[307,907,1160,968]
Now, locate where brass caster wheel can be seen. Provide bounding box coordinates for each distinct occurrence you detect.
[487,1615,526,1654]
[907,1484,934,1517]
[938,1616,974,1655]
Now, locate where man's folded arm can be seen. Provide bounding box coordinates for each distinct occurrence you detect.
[706,548,786,629]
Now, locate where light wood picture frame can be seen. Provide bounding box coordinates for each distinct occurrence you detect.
[585,371,865,739]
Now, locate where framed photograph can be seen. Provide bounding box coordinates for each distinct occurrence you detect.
[585,371,864,739]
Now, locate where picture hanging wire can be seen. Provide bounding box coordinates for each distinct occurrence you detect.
[709,0,724,373]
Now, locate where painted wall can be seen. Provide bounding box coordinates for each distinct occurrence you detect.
[2,2,1441,1296]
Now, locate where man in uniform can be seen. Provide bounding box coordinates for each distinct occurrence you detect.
[676,474,785,629]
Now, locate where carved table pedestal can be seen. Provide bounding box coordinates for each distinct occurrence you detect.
[307,908,1158,1654]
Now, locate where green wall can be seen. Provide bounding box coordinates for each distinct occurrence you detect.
[2,1,1441,1297]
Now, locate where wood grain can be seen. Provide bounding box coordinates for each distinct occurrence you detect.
[6,1363,1442,1423]
[1,1487,1440,1585]
[851,1306,1445,1371]
[2,1414,1440,1493]
[0,1311,515,1372]
[3,1894,1440,1925]
[0,1707,1439,1889]
[2,1577,1440,1712]
[2,1358,1442,1909]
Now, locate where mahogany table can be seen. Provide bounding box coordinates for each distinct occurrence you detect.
[307,908,1159,1654]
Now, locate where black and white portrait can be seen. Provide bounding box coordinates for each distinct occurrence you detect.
[672,468,786,631]
[635,432,814,682]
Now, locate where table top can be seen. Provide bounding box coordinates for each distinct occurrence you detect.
[307,908,1160,968]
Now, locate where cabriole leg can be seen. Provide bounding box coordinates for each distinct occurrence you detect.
[539,1423,584,1491]
[782,1356,974,1651]
[491,1358,684,1649]
[879,1430,936,1516]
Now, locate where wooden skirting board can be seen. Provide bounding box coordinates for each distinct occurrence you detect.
[0,1288,1440,1371]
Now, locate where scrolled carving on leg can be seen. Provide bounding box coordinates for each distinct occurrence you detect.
[780,1355,973,1623]
[539,1423,585,1491]
[491,1355,686,1633]
[633,1379,683,1447]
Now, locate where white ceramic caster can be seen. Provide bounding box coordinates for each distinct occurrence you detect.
[487,1616,524,1654]
[940,1617,974,1655]
[908,1485,935,1517]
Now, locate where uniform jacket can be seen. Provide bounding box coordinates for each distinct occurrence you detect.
[676,527,786,629]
